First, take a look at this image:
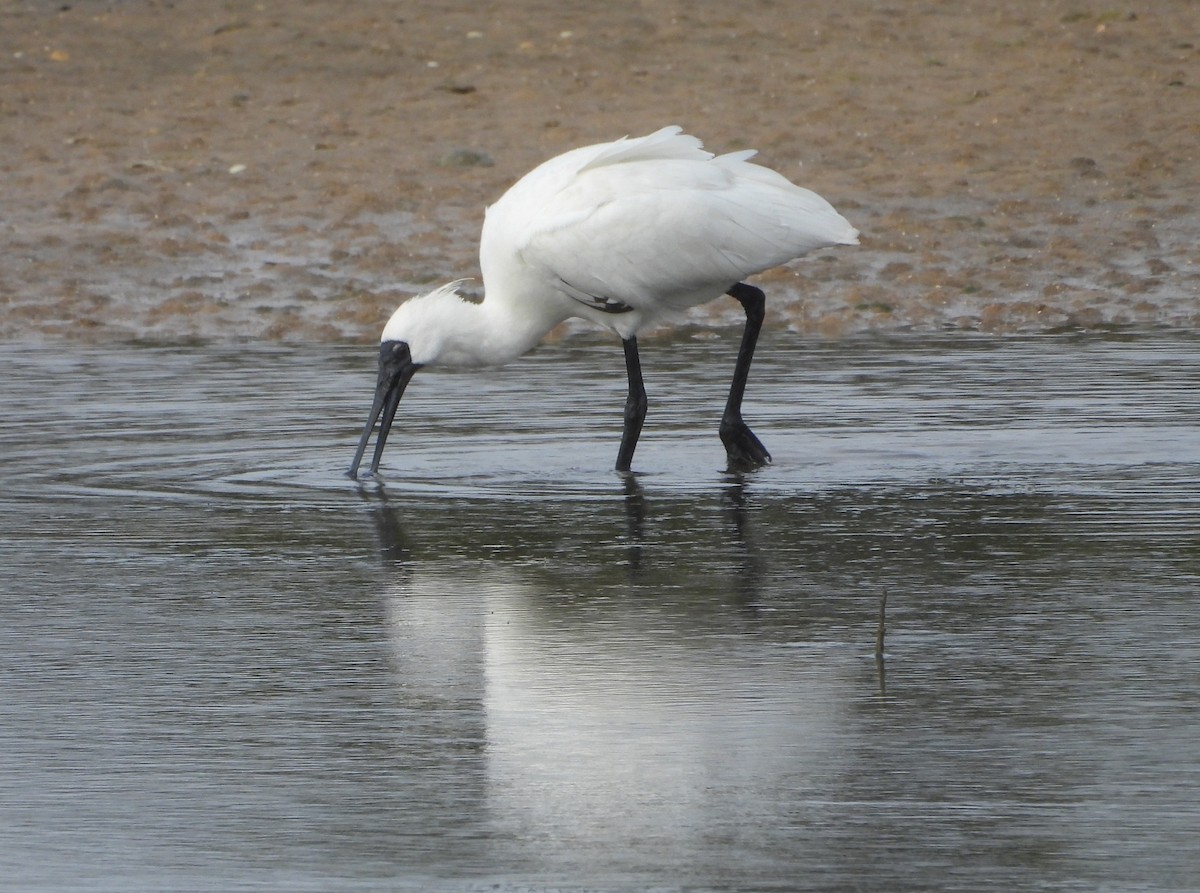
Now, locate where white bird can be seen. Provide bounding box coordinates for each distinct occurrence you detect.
[348,126,858,480]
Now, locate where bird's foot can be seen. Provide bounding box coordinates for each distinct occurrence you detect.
[720,420,772,470]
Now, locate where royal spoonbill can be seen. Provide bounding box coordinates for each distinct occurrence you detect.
[348,126,858,479]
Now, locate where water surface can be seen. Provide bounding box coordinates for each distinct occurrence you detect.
[2,332,1198,892]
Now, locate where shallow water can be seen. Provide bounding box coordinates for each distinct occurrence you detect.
[2,331,1198,892]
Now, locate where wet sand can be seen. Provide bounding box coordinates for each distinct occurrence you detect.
[2,0,1197,342]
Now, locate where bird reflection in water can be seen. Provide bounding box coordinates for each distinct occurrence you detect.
[354,478,851,875]
[358,483,412,568]
[357,475,763,613]
[720,471,768,616]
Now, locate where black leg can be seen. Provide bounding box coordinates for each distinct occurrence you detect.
[616,336,647,472]
[720,282,772,468]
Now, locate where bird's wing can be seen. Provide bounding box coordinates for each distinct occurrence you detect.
[575,125,711,171]
[484,127,713,235]
[516,154,857,313]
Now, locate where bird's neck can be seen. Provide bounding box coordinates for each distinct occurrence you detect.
[422,289,560,368]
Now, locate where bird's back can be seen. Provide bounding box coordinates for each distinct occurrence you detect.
[480,127,858,330]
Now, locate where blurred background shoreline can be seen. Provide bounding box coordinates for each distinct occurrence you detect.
[2,0,1196,343]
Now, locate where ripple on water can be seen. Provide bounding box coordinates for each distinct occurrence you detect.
[3,333,1197,509]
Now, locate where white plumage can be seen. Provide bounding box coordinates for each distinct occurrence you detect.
[350,126,858,479]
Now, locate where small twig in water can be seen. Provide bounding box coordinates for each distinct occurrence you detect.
[874,589,889,696]
[875,589,888,659]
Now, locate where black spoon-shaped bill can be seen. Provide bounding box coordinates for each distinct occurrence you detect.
[347,340,421,480]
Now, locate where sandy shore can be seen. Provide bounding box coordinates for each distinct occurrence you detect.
[2,0,1197,342]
